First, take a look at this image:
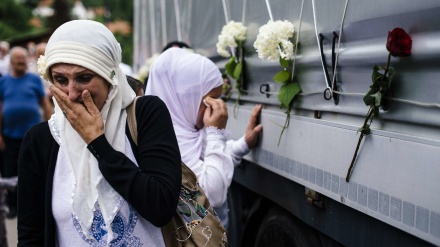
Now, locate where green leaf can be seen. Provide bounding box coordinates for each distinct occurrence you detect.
[279,57,291,69]
[368,85,380,93]
[235,77,242,90]
[278,82,301,108]
[370,92,382,107]
[273,70,291,83]
[358,126,371,135]
[373,106,379,117]
[372,65,383,83]
[372,73,383,84]
[373,65,386,73]
[363,92,375,106]
[371,79,390,92]
[225,57,237,78]
[233,61,242,79]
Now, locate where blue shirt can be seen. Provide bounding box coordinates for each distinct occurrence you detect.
[0,73,45,139]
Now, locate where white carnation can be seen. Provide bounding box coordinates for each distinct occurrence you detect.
[253,20,295,61]
[37,55,48,81]
[216,21,247,58]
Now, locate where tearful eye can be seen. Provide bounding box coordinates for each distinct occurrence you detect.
[54,76,68,85]
[77,74,94,83]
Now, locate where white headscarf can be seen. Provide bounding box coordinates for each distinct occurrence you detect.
[44,20,135,239]
[145,48,222,166]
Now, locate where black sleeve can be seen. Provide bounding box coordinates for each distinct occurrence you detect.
[17,123,56,246]
[88,96,181,227]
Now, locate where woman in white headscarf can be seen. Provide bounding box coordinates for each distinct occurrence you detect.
[17,20,181,246]
[145,47,263,228]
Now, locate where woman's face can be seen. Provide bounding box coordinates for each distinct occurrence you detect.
[50,63,111,110]
[196,85,222,130]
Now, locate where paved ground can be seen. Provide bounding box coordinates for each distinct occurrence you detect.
[5,217,17,247]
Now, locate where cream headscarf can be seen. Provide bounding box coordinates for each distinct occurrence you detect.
[44,20,135,239]
[145,48,222,166]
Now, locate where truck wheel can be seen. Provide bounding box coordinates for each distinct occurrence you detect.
[254,206,322,247]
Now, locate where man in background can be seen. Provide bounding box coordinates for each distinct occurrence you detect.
[0,42,10,77]
[0,47,52,218]
[27,42,47,75]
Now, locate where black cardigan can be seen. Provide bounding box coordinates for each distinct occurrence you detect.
[17,96,182,246]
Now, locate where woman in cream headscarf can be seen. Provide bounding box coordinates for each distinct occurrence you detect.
[17,20,181,246]
[145,47,262,228]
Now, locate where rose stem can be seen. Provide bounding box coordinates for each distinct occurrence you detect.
[346,107,374,182]
[382,53,391,79]
[346,52,391,182]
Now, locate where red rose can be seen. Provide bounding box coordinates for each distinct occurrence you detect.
[386,28,412,57]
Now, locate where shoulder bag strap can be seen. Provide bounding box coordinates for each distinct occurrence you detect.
[126,96,140,145]
[125,96,181,247]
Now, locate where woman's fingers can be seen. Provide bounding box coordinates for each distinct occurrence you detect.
[49,86,104,144]
[203,97,215,109]
[247,104,262,130]
[82,90,99,115]
[203,97,211,107]
[50,86,81,119]
[205,97,227,115]
[203,100,213,117]
[203,97,228,129]
[245,104,263,149]
[49,86,69,110]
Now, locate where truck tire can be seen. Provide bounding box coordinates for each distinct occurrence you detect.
[254,206,322,247]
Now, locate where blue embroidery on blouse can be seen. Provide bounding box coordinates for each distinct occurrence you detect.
[73,204,142,246]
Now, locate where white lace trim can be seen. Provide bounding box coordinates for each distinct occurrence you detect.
[205,126,230,137]
[48,114,61,145]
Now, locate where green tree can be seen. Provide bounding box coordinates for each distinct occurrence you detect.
[22,0,40,9]
[109,0,134,65]
[82,0,104,8]
[106,0,133,21]
[48,0,72,30]
[114,33,133,66]
[0,0,33,40]
[82,0,133,21]
[82,0,134,65]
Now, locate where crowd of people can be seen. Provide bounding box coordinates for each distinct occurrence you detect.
[0,19,263,246]
[0,39,54,247]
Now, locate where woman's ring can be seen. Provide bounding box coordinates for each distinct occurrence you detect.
[63,110,67,117]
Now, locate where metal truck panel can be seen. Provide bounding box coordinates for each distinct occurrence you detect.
[134,0,440,245]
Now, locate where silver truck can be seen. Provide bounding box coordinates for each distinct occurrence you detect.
[134,1,440,246]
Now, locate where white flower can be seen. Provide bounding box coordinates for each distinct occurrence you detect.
[37,55,48,81]
[133,53,160,82]
[253,20,295,61]
[216,21,247,58]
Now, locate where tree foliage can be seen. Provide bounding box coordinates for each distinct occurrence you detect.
[0,0,33,40]
[48,0,72,30]
[2,0,133,65]
[82,0,133,22]
[82,0,134,65]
